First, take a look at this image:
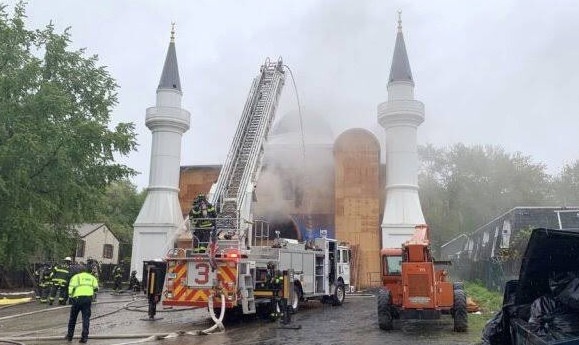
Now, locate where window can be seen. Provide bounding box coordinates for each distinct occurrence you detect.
[76,240,85,258]
[342,249,349,263]
[103,244,114,259]
[383,255,402,275]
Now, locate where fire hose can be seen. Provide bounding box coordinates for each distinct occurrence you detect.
[197,292,225,334]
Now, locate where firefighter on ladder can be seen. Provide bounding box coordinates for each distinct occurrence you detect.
[49,257,72,305]
[189,194,217,253]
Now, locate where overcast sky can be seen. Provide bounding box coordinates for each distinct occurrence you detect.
[10,0,579,190]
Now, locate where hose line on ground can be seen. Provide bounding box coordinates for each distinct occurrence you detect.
[194,292,225,335]
[0,295,225,344]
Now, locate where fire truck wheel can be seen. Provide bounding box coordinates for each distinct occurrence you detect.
[377,288,393,330]
[332,282,345,306]
[453,288,468,332]
[290,284,301,313]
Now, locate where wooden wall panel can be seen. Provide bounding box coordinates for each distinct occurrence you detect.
[334,128,381,290]
[178,165,221,216]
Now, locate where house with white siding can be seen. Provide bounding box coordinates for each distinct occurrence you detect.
[74,223,120,264]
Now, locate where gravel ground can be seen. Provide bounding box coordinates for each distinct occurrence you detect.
[0,291,482,345]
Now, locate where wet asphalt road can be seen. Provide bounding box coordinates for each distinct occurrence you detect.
[0,290,481,345]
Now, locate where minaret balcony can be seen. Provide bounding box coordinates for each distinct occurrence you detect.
[377,100,424,128]
[145,106,191,132]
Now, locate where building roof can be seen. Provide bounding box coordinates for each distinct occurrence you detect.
[470,206,579,235]
[388,17,414,85]
[74,223,108,238]
[158,38,182,92]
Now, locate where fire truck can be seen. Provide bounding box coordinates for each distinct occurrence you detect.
[145,58,350,325]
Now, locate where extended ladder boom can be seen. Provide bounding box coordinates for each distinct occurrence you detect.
[210,58,285,232]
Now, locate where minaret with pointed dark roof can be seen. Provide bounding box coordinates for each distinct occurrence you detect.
[158,24,182,91]
[378,13,426,249]
[388,14,414,85]
[132,24,191,277]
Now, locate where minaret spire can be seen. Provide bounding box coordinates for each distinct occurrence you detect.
[158,23,182,92]
[388,11,414,85]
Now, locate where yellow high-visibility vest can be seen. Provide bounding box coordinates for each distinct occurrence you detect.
[68,272,99,297]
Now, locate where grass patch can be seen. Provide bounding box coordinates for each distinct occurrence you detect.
[464,281,503,343]
[465,281,502,313]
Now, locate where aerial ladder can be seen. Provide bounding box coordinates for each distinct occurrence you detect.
[208,58,286,244]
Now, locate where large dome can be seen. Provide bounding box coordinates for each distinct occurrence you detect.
[269,110,334,146]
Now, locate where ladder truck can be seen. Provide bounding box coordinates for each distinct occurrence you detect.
[145,58,350,326]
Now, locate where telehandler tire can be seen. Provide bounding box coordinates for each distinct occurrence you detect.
[377,288,393,330]
[453,288,468,332]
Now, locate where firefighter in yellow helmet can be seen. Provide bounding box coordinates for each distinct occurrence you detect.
[65,264,99,343]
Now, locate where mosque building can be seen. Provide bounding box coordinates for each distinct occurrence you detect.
[135,17,425,289]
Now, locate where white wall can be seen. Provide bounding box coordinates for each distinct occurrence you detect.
[76,225,120,264]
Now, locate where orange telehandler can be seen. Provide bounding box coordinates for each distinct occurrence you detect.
[377,224,468,332]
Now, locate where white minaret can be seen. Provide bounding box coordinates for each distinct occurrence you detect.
[131,25,190,276]
[378,13,425,249]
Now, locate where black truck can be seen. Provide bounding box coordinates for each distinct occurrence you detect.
[483,228,579,345]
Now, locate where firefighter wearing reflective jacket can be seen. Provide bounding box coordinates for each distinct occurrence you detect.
[266,262,284,320]
[49,257,72,305]
[189,194,216,252]
[38,263,52,303]
[65,265,99,343]
[128,270,140,292]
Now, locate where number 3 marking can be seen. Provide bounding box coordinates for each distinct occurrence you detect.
[195,263,209,285]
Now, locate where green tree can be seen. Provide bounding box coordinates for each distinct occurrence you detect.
[92,179,145,244]
[0,3,136,268]
[551,160,579,206]
[418,143,551,249]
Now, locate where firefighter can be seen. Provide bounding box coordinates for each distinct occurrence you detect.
[113,261,124,292]
[33,264,42,300]
[86,258,100,280]
[189,194,216,252]
[65,264,99,343]
[49,257,72,305]
[266,262,284,320]
[86,258,100,301]
[39,263,52,303]
[128,270,140,292]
